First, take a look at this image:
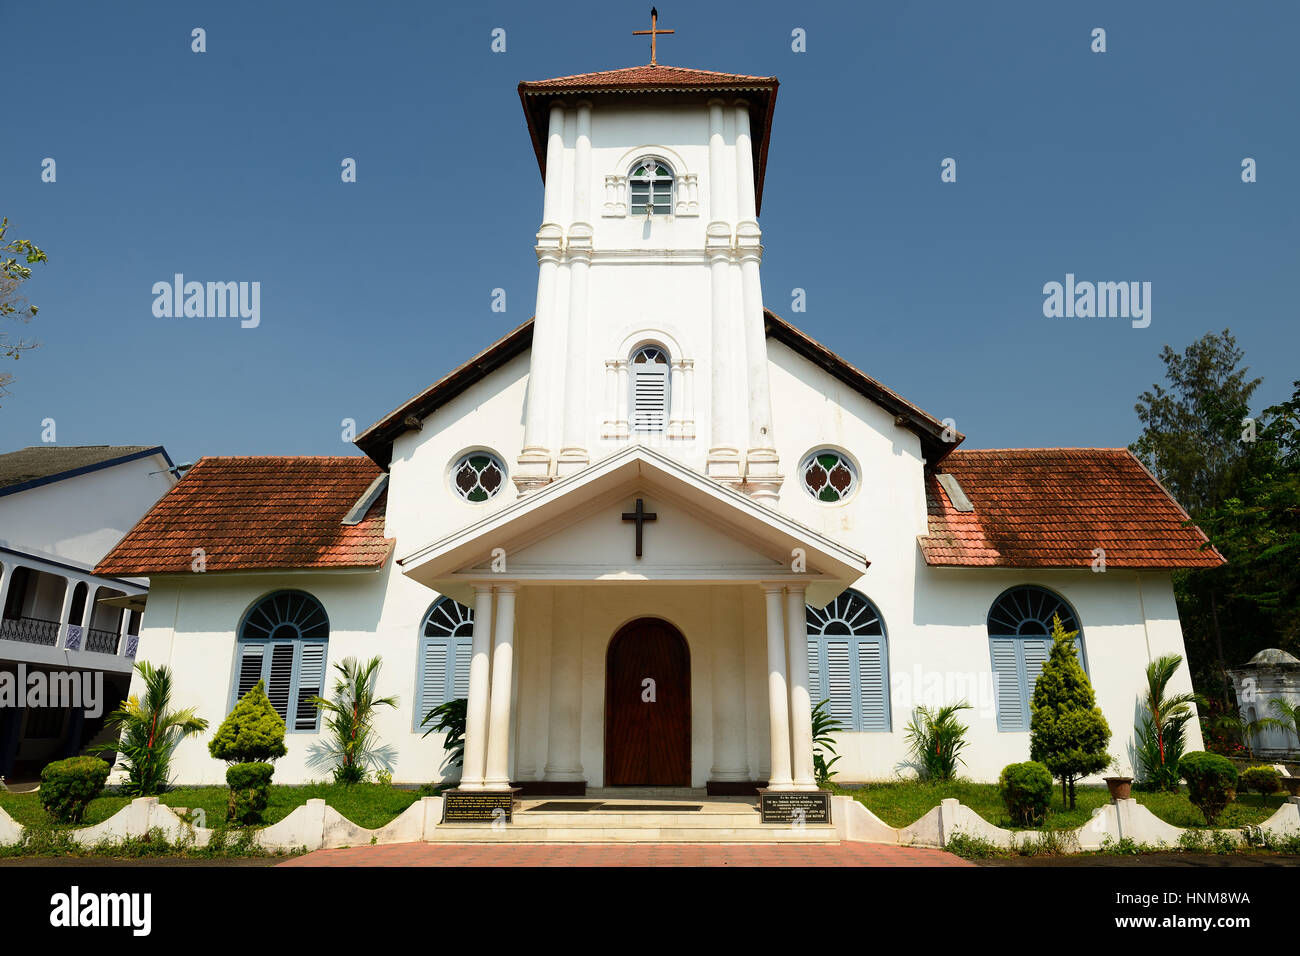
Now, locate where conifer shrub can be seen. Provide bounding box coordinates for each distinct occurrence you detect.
[1179,751,1239,825]
[209,680,287,824]
[225,762,274,825]
[1029,614,1111,808]
[1239,765,1281,795]
[39,756,111,823]
[998,761,1054,826]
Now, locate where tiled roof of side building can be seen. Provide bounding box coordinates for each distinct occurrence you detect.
[919,448,1225,569]
[0,445,165,494]
[94,456,393,576]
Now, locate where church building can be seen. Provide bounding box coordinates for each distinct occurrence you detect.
[96,45,1222,798]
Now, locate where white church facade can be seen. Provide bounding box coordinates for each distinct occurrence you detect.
[97,59,1222,795]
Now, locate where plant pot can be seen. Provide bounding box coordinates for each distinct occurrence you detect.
[1282,777,1300,798]
[1104,776,1133,801]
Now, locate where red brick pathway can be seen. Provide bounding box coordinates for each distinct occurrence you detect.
[279,841,973,867]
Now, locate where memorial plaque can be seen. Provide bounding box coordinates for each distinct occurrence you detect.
[759,789,831,825]
[441,788,518,823]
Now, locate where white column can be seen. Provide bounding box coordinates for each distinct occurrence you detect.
[785,586,816,789]
[614,360,630,437]
[602,359,619,438]
[544,589,585,781]
[683,359,696,439]
[484,584,517,789]
[460,586,495,789]
[668,360,686,438]
[558,103,593,476]
[709,589,749,783]
[706,98,742,481]
[0,562,13,624]
[707,99,732,224]
[516,103,567,493]
[763,585,794,790]
[55,576,76,649]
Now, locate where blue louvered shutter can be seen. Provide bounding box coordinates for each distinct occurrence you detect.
[294,642,326,731]
[807,637,822,708]
[265,644,295,721]
[451,640,471,698]
[235,644,265,702]
[856,638,889,731]
[990,638,1024,731]
[420,640,450,717]
[824,639,855,728]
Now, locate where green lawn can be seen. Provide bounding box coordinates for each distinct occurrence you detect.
[832,781,1288,831]
[0,783,421,831]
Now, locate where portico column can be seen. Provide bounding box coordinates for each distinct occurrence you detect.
[460,585,495,789]
[55,576,75,650]
[484,584,517,788]
[762,585,794,790]
[785,586,816,789]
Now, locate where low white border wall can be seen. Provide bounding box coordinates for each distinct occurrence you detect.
[0,794,1295,854]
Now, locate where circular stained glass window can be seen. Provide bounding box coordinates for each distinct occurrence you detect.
[451,452,506,503]
[801,449,857,503]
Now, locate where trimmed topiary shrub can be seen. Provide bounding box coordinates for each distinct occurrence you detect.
[1240,765,1282,795]
[999,761,1054,826]
[39,756,111,823]
[1179,751,1239,825]
[225,762,274,825]
[208,679,288,764]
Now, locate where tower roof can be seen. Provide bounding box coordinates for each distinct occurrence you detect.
[518,64,779,213]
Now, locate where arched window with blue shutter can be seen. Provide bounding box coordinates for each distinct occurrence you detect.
[987,585,1087,732]
[233,590,330,733]
[630,345,671,433]
[806,590,890,732]
[415,597,474,729]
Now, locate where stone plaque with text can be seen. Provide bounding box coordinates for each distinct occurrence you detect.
[441,788,517,823]
[759,789,831,825]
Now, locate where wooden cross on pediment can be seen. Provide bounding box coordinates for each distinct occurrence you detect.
[633,7,674,66]
[621,497,657,558]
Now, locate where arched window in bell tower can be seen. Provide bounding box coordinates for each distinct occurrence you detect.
[629,158,674,216]
[630,345,670,433]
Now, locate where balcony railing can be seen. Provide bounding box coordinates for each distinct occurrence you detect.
[85,627,121,655]
[0,616,61,647]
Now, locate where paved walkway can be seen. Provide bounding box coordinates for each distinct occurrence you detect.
[280,841,973,867]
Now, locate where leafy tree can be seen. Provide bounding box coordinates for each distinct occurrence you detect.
[306,656,398,784]
[208,679,287,764]
[1029,615,1110,808]
[90,661,209,796]
[1134,654,1204,791]
[0,217,47,400]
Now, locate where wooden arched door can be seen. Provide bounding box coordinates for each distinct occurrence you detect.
[604,617,691,786]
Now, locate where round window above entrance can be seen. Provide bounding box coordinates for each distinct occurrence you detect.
[800,449,857,503]
[451,451,506,503]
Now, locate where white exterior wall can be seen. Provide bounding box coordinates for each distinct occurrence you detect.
[0,453,175,568]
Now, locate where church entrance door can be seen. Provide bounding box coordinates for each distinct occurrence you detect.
[604,617,691,786]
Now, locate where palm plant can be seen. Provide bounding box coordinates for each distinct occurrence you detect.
[1266,698,1300,747]
[810,699,843,787]
[1134,653,1204,791]
[90,661,208,796]
[904,701,972,782]
[306,656,398,784]
[421,697,467,771]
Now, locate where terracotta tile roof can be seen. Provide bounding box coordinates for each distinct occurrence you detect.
[517,63,778,214]
[94,457,392,576]
[919,448,1224,569]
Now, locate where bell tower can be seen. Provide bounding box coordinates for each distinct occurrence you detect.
[513,17,783,502]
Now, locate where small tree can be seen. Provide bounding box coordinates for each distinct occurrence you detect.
[810,699,844,787]
[1030,614,1111,808]
[208,680,288,764]
[1135,654,1204,791]
[306,656,398,784]
[209,680,287,823]
[904,701,972,782]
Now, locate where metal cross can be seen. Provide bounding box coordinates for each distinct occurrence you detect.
[633,7,674,66]
[621,497,658,558]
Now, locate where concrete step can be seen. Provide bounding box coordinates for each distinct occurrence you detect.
[428,824,838,844]
[514,811,761,828]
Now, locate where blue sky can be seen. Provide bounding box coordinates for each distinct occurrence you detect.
[2,0,1295,465]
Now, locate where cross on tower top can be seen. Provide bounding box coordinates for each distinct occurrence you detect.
[633,7,674,66]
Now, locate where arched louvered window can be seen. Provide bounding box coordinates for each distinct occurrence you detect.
[629,158,674,216]
[631,345,670,433]
[233,590,330,732]
[987,585,1086,732]
[806,590,890,732]
[415,597,474,728]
